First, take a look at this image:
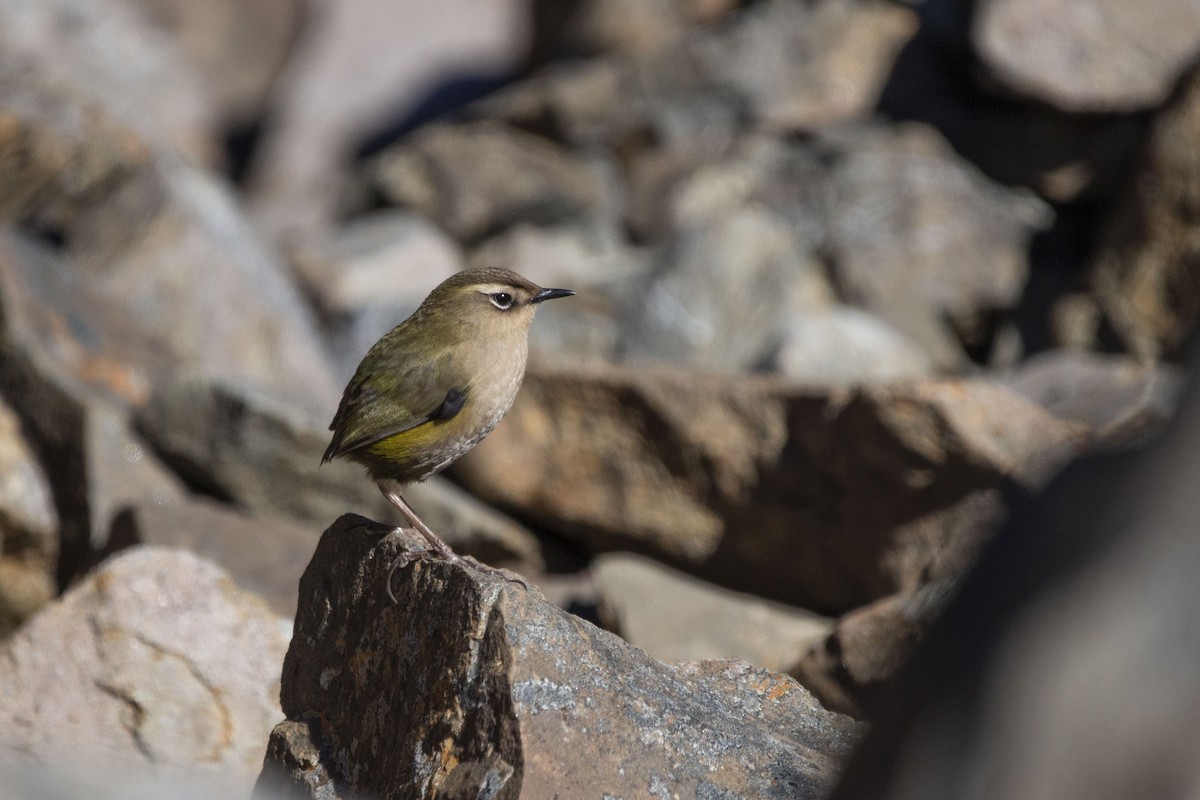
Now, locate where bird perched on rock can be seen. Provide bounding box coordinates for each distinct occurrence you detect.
[322,268,574,593]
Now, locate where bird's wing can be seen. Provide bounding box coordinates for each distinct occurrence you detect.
[322,340,468,463]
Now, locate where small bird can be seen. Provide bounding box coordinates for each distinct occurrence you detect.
[322,268,574,592]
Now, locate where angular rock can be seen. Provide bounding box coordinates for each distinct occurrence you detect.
[0,0,214,159]
[110,493,319,618]
[595,552,832,672]
[617,205,813,371]
[453,363,1087,612]
[1090,65,1200,359]
[137,376,542,569]
[789,581,957,718]
[64,154,341,410]
[819,123,1053,368]
[828,330,1200,800]
[770,306,934,386]
[974,0,1200,112]
[257,517,861,799]
[0,547,289,795]
[488,0,916,143]
[370,120,608,242]
[1002,350,1185,448]
[0,397,58,637]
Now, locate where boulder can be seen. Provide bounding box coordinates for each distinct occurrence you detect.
[453,363,1086,612]
[256,517,862,799]
[0,547,289,796]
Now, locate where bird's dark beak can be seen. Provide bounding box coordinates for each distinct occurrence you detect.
[530,287,576,304]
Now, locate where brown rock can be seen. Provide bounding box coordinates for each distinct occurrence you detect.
[790,581,956,717]
[1002,350,1185,448]
[1091,65,1200,359]
[0,547,289,795]
[453,363,1086,612]
[595,552,832,672]
[370,120,608,242]
[0,397,58,637]
[257,517,862,799]
[975,0,1200,111]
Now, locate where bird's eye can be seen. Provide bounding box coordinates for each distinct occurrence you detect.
[489,292,514,310]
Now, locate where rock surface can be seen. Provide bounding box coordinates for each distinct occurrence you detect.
[594,552,832,672]
[257,516,862,799]
[454,362,1086,612]
[0,547,289,796]
[1090,64,1200,360]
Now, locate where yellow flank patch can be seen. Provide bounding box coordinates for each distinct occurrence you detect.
[366,422,442,464]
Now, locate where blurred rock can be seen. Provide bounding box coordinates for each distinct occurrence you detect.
[137,376,542,570]
[128,0,307,130]
[0,398,58,637]
[110,494,318,619]
[246,0,529,240]
[819,123,1053,369]
[1091,65,1200,359]
[1002,350,1185,448]
[454,363,1086,612]
[493,0,916,144]
[0,259,188,582]
[257,517,861,799]
[595,552,832,672]
[64,154,340,410]
[790,581,957,718]
[0,547,289,796]
[827,344,1200,800]
[770,307,934,386]
[619,205,813,371]
[0,230,170,407]
[530,0,741,59]
[371,120,608,242]
[974,0,1200,112]
[0,0,214,160]
[287,210,463,377]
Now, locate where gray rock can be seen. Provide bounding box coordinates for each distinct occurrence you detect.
[0,547,289,796]
[1002,350,1184,448]
[975,0,1200,111]
[64,154,340,410]
[257,517,862,799]
[370,120,608,242]
[0,0,213,159]
[245,0,529,240]
[136,376,543,569]
[618,205,813,371]
[820,123,1053,368]
[127,0,306,129]
[0,397,58,637]
[452,362,1087,612]
[1090,65,1200,359]
[111,493,319,619]
[595,552,833,672]
[771,306,934,386]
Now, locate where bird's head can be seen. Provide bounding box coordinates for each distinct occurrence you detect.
[419,268,575,335]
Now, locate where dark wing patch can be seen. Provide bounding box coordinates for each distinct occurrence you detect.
[429,387,468,421]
